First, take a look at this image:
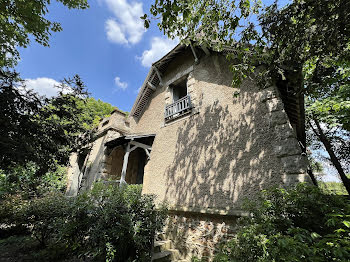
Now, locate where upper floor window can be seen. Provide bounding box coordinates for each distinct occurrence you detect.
[165,76,192,122]
[171,77,187,102]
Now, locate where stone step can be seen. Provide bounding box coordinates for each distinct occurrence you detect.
[152,249,181,262]
[153,240,173,253]
[152,250,172,262]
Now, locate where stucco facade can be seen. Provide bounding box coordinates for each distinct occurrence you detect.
[66,44,311,259]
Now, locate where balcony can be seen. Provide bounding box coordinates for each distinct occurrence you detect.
[165,95,192,122]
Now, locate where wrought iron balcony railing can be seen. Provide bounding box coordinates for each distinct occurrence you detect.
[165,95,192,122]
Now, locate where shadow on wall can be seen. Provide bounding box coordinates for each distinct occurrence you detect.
[163,79,285,211]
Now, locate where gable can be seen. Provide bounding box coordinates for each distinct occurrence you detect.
[130,44,198,118]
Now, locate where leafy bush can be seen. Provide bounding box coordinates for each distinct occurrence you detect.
[23,192,69,247]
[0,194,25,224]
[0,183,167,261]
[0,162,67,199]
[61,183,167,261]
[212,184,350,262]
[0,194,29,237]
[319,180,348,195]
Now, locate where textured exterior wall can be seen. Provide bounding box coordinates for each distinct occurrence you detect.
[66,152,80,196]
[97,110,130,135]
[132,52,310,211]
[79,135,108,191]
[163,212,238,260]
[66,109,132,194]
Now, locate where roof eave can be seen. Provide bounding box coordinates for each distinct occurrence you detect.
[130,43,186,117]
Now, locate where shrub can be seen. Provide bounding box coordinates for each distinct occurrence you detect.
[212,183,350,262]
[0,162,67,199]
[23,192,70,247]
[0,194,29,237]
[61,183,167,261]
[0,182,167,261]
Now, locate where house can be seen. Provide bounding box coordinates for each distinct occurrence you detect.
[66,43,311,259]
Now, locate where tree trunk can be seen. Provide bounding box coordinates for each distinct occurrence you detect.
[307,167,318,187]
[312,118,350,195]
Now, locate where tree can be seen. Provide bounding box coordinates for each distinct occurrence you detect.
[305,55,350,193]
[144,0,350,91]
[0,72,120,174]
[0,0,89,67]
[0,0,124,185]
[76,97,120,130]
[0,71,119,194]
[144,0,350,192]
[0,73,120,175]
[0,72,87,174]
[306,90,350,194]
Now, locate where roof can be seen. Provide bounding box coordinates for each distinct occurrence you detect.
[130,44,188,118]
[110,108,127,116]
[105,134,156,149]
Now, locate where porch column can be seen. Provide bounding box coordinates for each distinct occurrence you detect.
[119,140,152,187]
[119,142,136,187]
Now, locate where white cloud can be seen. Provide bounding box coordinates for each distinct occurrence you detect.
[104,0,145,45]
[114,76,128,90]
[25,77,61,97]
[138,37,178,67]
[105,19,128,44]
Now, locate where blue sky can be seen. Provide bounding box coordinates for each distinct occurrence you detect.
[16,0,178,112]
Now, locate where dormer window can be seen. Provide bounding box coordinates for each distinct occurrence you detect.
[165,76,192,122]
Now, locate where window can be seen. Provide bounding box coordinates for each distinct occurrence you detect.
[171,77,187,102]
[165,76,192,122]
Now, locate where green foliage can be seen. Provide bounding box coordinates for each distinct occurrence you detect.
[76,97,117,130]
[145,0,261,47]
[0,72,88,174]
[211,184,350,262]
[23,192,69,247]
[0,194,27,227]
[0,70,119,195]
[319,181,348,196]
[306,86,350,174]
[308,156,324,173]
[0,183,167,261]
[307,83,350,132]
[60,183,167,261]
[0,0,89,67]
[0,162,67,198]
[0,72,118,177]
